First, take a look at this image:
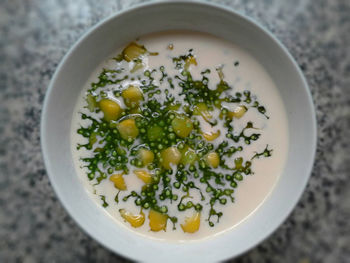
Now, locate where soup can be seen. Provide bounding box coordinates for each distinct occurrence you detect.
[71,31,288,241]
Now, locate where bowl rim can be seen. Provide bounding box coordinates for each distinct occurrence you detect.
[41,0,317,261]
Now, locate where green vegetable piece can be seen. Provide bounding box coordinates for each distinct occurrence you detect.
[147,125,163,141]
[89,132,98,147]
[86,94,97,112]
[181,147,197,165]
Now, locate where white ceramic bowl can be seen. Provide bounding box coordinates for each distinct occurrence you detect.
[41,1,316,262]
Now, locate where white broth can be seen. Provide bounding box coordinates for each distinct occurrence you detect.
[71,31,288,241]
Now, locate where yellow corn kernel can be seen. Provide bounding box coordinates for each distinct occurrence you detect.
[138,149,154,166]
[181,212,200,233]
[109,174,127,190]
[117,119,139,140]
[119,209,145,228]
[149,209,168,232]
[160,147,181,169]
[201,130,221,141]
[134,170,152,184]
[227,105,247,119]
[122,42,147,62]
[205,152,220,168]
[193,102,212,121]
[98,99,122,122]
[122,85,143,108]
[171,115,193,138]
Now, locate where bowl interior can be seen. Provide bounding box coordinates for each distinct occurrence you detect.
[41,2,316,262]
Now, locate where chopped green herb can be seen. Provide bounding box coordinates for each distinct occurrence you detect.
[77,42,272,230]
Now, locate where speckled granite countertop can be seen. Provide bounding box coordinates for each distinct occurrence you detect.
[0,0,349,262]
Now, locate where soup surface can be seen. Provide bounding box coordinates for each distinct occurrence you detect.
[71,31,288,241]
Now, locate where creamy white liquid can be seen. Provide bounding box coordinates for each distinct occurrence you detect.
[71,31,288,241]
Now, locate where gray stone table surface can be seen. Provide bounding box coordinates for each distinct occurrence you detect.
[0,0,349,262]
